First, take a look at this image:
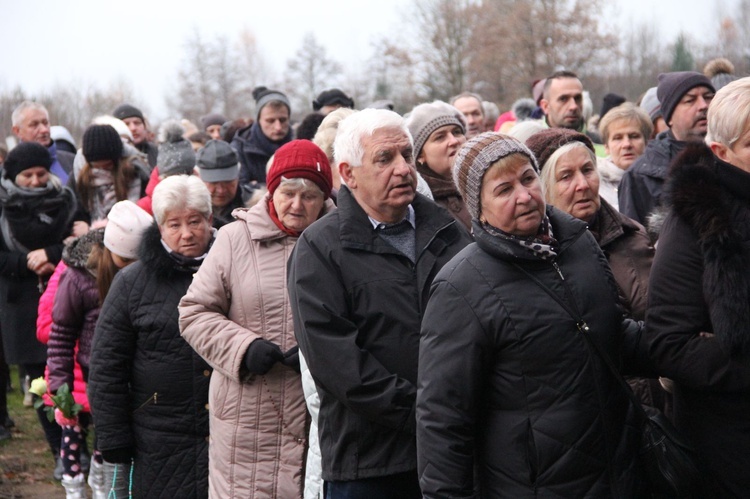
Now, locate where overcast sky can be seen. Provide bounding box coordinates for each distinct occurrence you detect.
[1,0,737,121]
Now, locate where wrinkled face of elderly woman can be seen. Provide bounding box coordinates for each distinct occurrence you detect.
[272,178,326,232]
[548,146,601,224]
[480,155,545,237]
[159,208,213,258]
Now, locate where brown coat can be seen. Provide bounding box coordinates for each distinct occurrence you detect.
[179,199,332,498]
[590,198,654,321]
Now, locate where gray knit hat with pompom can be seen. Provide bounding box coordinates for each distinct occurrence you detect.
[157,120,196,176]
[452,132,539,220]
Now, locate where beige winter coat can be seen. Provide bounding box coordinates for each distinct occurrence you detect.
[179,199,330,498]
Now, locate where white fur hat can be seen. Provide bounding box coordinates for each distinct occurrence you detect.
[104,201,153,259]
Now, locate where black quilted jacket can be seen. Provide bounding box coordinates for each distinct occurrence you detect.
[88,224,210,498]
[418,208,647,498]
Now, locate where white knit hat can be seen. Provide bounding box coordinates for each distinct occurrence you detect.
[104,201,153,259]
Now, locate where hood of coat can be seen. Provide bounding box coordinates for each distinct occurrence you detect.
[62,227,105,268]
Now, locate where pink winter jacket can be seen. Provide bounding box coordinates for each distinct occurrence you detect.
[36,261,91,412]
[179,198,333,498]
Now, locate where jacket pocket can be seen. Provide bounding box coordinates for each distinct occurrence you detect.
[132,392,158,414]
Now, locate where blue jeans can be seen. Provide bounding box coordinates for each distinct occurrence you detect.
[325,470,421,499]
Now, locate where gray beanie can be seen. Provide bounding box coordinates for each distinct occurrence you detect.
[657,72,715,125]
[253,86,291,120]
[196,140,240,182]
[640,87,662,122]
[200,113,227,130]
[453,132,539,220]
[405,101,466,161]
[158,120,196,176]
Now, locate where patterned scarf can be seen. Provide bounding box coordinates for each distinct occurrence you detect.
[481,214,558,260]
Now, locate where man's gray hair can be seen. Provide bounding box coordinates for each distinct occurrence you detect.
[152,174,212,226]
[449,92,485,115]
[333,109,412,168]
[12,101,48,126]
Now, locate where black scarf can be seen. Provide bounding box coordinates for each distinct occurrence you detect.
[0,176,76,252]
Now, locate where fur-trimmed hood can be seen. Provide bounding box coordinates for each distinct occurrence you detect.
[62,228,104,268]
[667,143,750,357]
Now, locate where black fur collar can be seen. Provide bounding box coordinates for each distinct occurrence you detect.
[668,144,750,357]
[137,223,206,280]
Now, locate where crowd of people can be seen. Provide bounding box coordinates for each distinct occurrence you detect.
[0,56,748,498]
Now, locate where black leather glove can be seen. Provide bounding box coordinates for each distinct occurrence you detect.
[101,447,134,464]
[282,345,301,373]
[244,339,284,375]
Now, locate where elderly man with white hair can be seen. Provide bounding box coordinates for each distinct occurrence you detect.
[11,101,75,183]
[288,109,471,498]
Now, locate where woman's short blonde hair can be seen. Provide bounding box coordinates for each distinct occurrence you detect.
[707,77,750,148]
[314,108,357,164]
[598,103,653,144]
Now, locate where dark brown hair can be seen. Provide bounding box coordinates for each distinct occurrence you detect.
[76,156,138,214]
[87,243,120,304]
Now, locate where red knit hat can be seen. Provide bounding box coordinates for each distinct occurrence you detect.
[267,140,333,199]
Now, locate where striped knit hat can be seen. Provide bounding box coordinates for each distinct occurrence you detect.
[452,132,539,220]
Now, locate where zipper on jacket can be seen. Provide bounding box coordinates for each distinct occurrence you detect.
[551,261,565,281]
[133,392,158,413]
[552,260,617,490]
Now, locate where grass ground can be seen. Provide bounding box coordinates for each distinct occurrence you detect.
[0,368,66,499]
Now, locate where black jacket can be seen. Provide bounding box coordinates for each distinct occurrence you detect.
[88,224,210,498]
[618,130,687,227]
[0,178,75,365]
[645,144,750,497]
[231,122,292,187]
[418,208,646,498]
[288,187,471,481]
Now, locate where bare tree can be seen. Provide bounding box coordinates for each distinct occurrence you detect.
[467,0,618,109]
[365,36,425,114]
[412,0,477,101]
[234,28,271,118]
[284,33,343,119]
[167,28,267,125]
[0,82,138,148]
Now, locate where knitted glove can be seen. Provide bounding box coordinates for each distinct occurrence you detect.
[244,339,284,375]
[101,447,134,464]
[282,346,301,373]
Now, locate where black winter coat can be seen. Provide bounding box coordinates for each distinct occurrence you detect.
[418,208,646,498]
[645,145,750,497]
[231,122,292,186]
[0,177,75,365]
[88,224,210,498]
[288,187,471,481]
[618,130,686,227]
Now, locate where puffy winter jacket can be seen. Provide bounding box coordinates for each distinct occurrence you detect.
[88,223,211,498]
[180,199,333,498]
[418,207,646,498]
